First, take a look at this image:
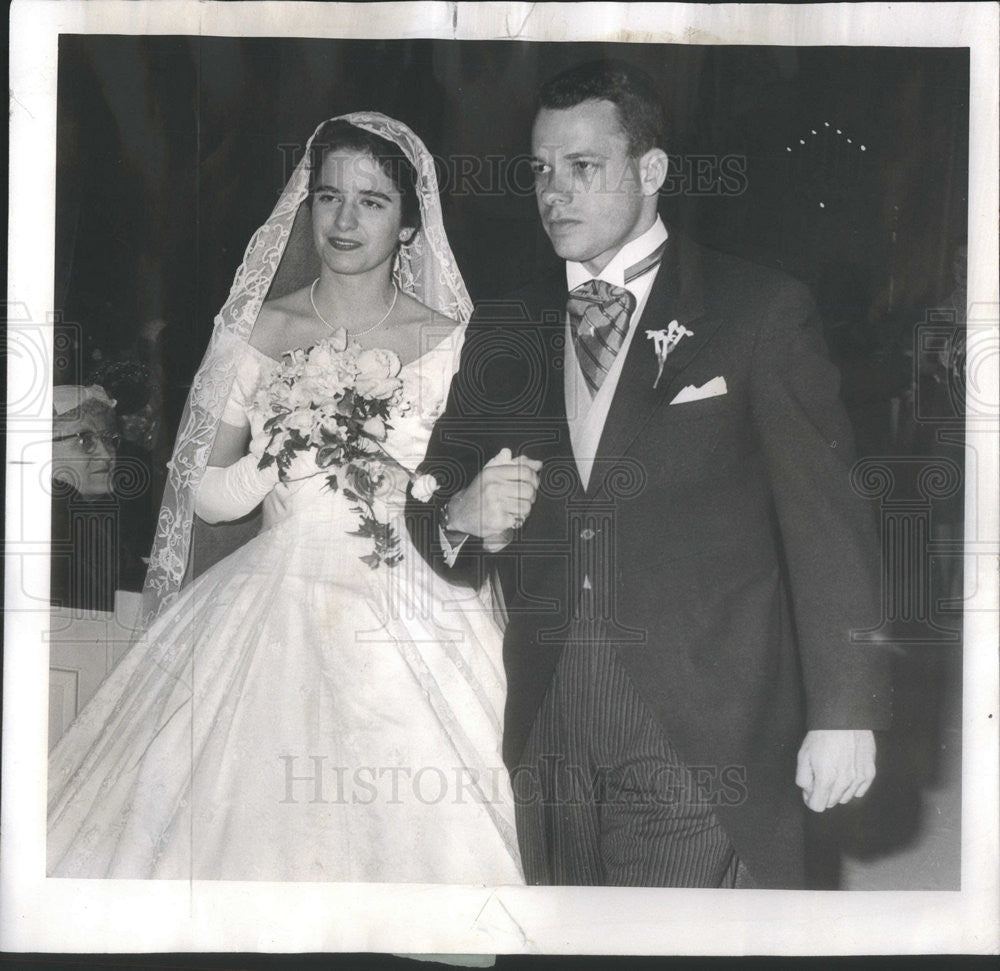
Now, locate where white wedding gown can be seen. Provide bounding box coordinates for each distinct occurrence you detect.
[48,332,524,884]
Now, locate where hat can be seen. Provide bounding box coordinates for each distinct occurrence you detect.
[52,384,117,416]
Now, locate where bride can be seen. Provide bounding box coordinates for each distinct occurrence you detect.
[48,113,524,884]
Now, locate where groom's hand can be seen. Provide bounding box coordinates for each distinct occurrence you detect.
[446,448,543,538]
[795,729,876,812]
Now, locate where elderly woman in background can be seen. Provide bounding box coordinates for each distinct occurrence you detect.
[50,385,147,610]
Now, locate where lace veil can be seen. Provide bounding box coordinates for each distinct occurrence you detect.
[140,112,471,627]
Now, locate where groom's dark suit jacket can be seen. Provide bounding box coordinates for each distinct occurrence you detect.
[408,229,891,888]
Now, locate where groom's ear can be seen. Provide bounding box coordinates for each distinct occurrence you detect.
[638,148,670,197]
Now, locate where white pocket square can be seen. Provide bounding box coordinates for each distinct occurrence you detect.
[669,376,728,405]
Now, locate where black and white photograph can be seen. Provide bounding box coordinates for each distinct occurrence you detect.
[4,0,998,956]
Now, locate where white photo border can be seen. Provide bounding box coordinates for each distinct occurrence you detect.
[4,0,998,956]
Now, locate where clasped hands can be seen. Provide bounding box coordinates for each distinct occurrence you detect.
[446,448,543,548]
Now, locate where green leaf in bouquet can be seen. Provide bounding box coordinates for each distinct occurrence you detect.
[337,389,357,416]
[316,445,342,468]
[355,470,376,496]
[257,452,275,471]
[340,414,363,436]
[375,526,403,568]
[354,519,377,538]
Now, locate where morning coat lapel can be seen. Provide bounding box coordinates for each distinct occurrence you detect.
[535,270,575,429]
[586,231,721,502]
[522,268,580,465]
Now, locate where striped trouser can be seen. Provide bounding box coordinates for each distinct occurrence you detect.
[512,622,749,887]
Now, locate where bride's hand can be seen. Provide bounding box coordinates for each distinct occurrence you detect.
[281,449,326,483]
[248,431,271,460]
[268,480,298,518]
[268,450,328,517]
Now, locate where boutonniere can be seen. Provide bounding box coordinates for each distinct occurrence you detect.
[410,473,440,503]
[646,321,694,388]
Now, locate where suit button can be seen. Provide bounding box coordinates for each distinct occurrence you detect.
[580,528,596,540]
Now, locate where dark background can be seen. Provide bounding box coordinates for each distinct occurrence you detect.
[53,35,969,889]
[55,38,968,417]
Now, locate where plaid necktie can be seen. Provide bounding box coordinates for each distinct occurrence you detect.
[568,240,667,397]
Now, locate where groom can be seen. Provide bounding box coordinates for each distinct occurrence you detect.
[409,59,890,888]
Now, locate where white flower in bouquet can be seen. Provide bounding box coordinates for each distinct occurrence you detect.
[355,348,404,400]
[284,408,316,434]
[362,415,387,441]
[304,342,339,373]
[410,473,440,503]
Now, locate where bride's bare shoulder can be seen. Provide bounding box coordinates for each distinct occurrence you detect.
[386,292,463,364]
[250,288,312,359]
[397,291,463,336]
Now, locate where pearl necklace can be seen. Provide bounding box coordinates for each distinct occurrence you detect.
[310,279,399,337]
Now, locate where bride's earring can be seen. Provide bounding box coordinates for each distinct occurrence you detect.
[398,230,414,245]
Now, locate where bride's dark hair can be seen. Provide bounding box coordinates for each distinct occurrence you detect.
[308,119,422,233]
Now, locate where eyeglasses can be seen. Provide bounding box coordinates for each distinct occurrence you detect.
[53,430,121,454]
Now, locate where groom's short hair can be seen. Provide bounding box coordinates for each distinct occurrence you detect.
[537,59,665,157]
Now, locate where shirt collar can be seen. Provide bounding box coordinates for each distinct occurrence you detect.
[566,216,669,296]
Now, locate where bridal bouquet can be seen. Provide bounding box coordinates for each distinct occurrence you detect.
[251,329,414,568]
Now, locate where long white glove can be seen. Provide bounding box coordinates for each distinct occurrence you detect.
[195,454,280,524]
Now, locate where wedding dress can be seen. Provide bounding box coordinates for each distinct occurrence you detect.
[47,113,524,884]
[48,331,523,883]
